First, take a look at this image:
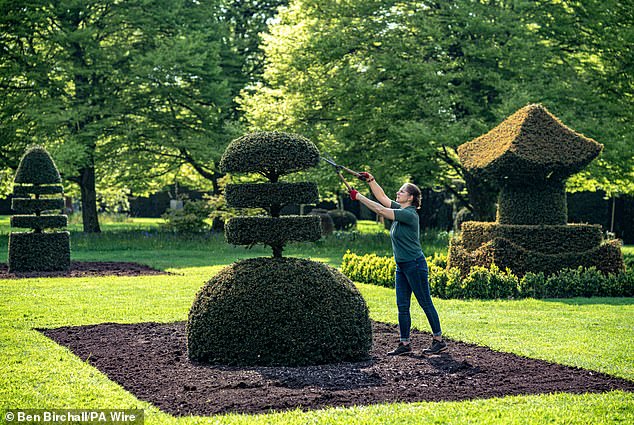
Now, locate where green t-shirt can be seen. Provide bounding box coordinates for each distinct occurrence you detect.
[390,201,424,262]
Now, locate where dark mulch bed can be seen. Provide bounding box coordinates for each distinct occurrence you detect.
[40,321,633,416]
[0,261,169,279]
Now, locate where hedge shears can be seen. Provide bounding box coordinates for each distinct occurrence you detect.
[321,155,366,191]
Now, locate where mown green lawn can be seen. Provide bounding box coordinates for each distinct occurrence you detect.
[0,217,632,424]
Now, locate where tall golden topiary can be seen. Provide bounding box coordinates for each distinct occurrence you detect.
[448,104,624,277]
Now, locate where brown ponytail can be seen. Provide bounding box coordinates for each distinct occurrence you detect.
[404,183,422,209]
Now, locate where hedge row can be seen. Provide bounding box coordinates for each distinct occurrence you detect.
[225,215,322,247]
[11,215,68,230]
[219,131,320,179]
[448,237,624,277]
[341,251,447,289]
[224,182,318,209]
[11,198,65,214]
[459,221,603,254]
[13,185,64,196]
[8,232,71,272]
[497,181,567,225]
[341,251,633,299]
[341,251,396,288]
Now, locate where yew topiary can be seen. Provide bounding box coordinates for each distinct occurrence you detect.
[220,131,321,257]
[187,258,372,366]
[8,146,70,272]
[187,131,372,366]
[448,105,624,277]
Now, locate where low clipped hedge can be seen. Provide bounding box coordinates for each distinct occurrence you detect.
[448,237,624,277]
[224,182,318,209]
[11,198,65,214]
[225,215,321,246]
[341,251,448,289]
[342,251,633,299]
[8,232,71,272]
[328,209,357,231]
[459,222,603,254]
[187,257,372,366]
[219,132,320,179]
[12,185,64,196]
[497,181,567,225]
[11,215,68,230]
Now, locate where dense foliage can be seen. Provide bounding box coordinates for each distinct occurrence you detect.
[448,105,624,276]
[187,257,372,366]
[0,0,238,232]
[188,131,373,366]
[219,132,320,181]
[457,105,603,183]
[160,199,212,234]
[219,131,321,256]
[342,251,633,299]
[242,0,633,211]
[225,215,321,247]
[224,182,318,209]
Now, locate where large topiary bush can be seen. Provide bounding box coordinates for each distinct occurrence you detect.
[188,257,371,365]
[448,104,624,277]
[187,131,372,366]
[8,146,70,272]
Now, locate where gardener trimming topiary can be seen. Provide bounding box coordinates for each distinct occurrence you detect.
[8,146,70,272]
[186,131,372,366]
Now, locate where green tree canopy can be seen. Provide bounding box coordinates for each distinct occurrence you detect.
[241,0,633,212]
[0,0,236,231]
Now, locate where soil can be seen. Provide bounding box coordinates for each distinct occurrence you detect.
[0,261,169,279]
[41,321,633,416]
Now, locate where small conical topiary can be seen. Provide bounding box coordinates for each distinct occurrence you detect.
[187,131,372,366]
[14,146,63,185]
[8,146,70,272]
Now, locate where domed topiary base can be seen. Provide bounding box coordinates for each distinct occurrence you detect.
[187,257,372,366]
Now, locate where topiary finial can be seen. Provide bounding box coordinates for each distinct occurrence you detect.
[14,145,62,185]
[219,131,320,182]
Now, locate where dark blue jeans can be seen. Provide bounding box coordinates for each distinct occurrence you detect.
[395,255,442,341]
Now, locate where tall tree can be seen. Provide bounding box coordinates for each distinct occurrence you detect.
[241,0,633,217]
[0,0,233,231]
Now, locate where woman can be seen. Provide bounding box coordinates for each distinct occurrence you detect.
[349,172,446,356]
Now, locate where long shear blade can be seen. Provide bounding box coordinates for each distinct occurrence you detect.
[321,156,340,168]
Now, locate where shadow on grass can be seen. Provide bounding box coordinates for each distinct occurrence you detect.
[542,297,634,306]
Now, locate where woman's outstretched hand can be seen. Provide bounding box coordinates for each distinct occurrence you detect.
[358,172,375,183]
[349,188,359,200]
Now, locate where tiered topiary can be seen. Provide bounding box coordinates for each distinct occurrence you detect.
[187,131,372,366]
[8,146,70,272]
[448,104,624,277]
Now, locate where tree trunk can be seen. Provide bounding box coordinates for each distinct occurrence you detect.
[272,245,283,258]
[79,166,101,233]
